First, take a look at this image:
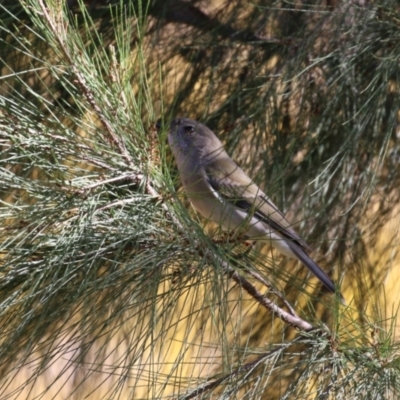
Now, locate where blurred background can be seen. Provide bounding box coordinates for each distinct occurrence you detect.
[0,1,400,398]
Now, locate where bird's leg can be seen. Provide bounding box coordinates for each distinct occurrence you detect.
[234,240,256,258]
[212,231,250,245]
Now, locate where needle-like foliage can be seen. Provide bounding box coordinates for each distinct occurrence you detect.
[0,0,400,399]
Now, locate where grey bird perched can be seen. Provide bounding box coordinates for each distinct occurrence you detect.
[165,117,343,300]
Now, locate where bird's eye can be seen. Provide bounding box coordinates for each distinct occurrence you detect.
[184,126,194,135]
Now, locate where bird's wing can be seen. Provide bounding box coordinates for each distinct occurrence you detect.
[204,157,313,253]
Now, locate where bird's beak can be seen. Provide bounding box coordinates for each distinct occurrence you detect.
[155,118,163,132]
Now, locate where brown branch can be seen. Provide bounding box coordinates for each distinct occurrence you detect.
[244,268,298,316]
[201,250,314,331]
[226,263,314,331]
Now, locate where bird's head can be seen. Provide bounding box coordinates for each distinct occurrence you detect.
[167,118,224,163]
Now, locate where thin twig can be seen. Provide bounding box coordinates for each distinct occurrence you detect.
[211,254,314,332]
[95,196,157,213]
[244,268,298,316]
[72,174,142,194]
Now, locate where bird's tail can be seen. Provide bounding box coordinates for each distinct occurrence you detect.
[286,242,345,304]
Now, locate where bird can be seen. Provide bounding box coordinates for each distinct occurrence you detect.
[164,117,343,300]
